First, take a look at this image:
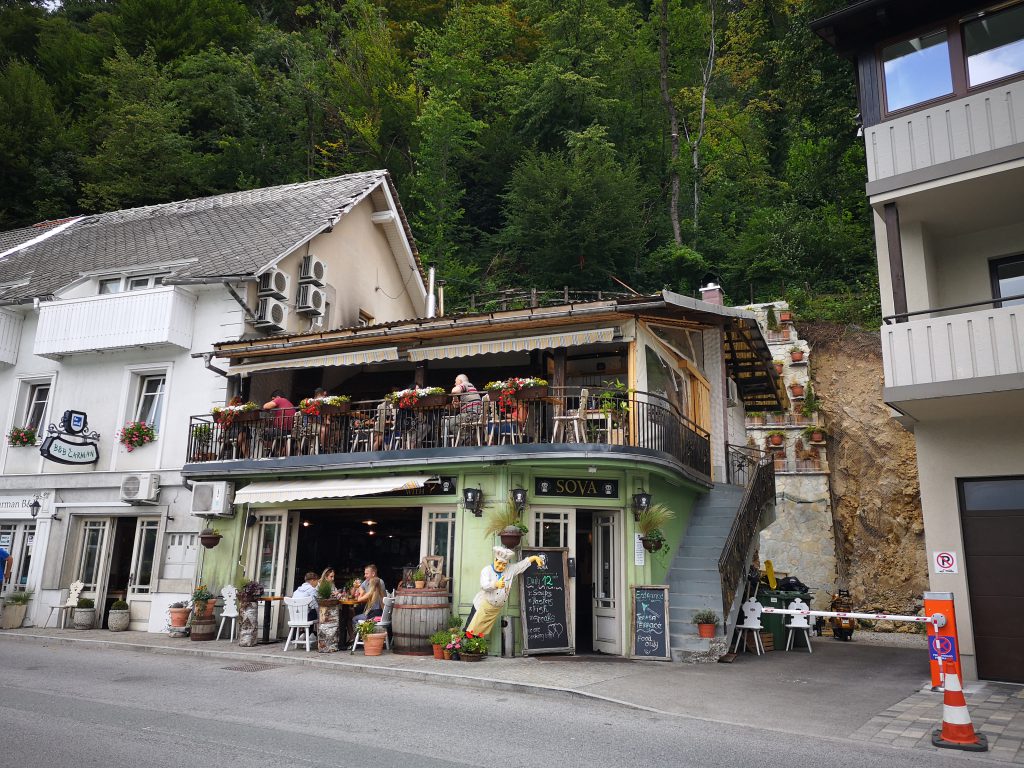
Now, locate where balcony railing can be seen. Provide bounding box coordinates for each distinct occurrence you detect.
[34,286,197,358]
[721,445,775,621]
[881,303,1024,389]
[186,387,711,479]
[745,412,816,428]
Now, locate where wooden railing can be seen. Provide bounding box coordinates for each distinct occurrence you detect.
[719,444,775,620]
[185,387,712,479]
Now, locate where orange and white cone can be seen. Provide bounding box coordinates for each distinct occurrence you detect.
[931,668,988,751]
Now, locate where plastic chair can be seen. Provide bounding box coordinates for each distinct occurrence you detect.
[350,595,395,653]
[216,585,239,641]
[732,598,765,655]
[45,580,84,628]
[785,598,812,653]
[282,597,315,652]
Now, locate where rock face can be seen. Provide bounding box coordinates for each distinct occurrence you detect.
[802,324,927,616]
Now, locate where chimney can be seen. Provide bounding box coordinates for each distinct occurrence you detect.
[699,282,723,306]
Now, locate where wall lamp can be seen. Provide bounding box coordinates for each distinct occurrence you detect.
[463,487,483,517]
[29,498,61,522]
[510,487,528,514]
[631,491,652,521]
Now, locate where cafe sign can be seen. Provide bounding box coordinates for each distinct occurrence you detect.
[40,410,100,466]
[534,477,619,498]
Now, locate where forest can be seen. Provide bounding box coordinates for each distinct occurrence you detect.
[0,0,878,320]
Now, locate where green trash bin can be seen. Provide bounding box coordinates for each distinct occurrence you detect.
[758,590,811,650]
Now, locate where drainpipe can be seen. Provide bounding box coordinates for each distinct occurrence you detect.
[201,352,230,378]
[426,267,436,318]
[437,280,446,317]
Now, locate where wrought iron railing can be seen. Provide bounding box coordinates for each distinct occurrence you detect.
[185,387,712,479]
[720,444,775,620]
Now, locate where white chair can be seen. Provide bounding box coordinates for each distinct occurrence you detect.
[45,580,84,628]
[785,598,813,653]
[216,585,239,641]
[282,597,315,652]
[350,595,395,653]
[732,598,765,656]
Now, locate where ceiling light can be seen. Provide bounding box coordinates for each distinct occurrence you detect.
[368,530,376,536]
[362,519,377,526]
[302,520,311,527]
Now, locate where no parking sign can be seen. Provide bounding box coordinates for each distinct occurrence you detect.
[929,635,958,662]
[933,551,958,574]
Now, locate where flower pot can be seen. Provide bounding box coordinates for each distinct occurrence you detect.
[779,311,793,323]
[321,403,350,416]
[73,607,95,630]
[190,618,215,641]
[790,350,804,362]
[790,384,805,398]
[193,601,216,621]
[199,533,222,549]
[697,623,716,639]
[460,652,485,662]
[516,385,549,401]
[108,609,130,632]
[498,526,523,549]
[414,580,426,589]
[1,602,28,630]
[168,606,190,628]
[238,602,259,646]
[408,394,449,410]
[443,649,452,660]
[768,434,784,446]
[640,537,662,553]
[363,631,386,656]
[774,362,784,375]
[432,643,445,660]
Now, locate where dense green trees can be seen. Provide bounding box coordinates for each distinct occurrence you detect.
[0,0,873,318]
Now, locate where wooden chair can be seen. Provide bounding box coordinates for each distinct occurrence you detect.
[216,585,239,641]
[453,394,488,447]
[350,594,395,653]
[552,388,589,443]
[45,580,85,628]
[292,415,320,456]
[487,396,523,446]
[732,598,766,656]
[785,598,812,653]
[282,597,315,652]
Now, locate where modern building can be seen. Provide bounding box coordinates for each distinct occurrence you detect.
[0,171,427,631]
[184,285,782,658]
[814,0,1024,682]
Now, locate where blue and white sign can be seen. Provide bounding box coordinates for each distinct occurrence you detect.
[61,410,88,435]
[929,635,958,661]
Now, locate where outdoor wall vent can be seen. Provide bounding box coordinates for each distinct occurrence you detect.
[257,268,290,299]
[120,473,161,505]
[299,254,327,286]
[190,481,235,517]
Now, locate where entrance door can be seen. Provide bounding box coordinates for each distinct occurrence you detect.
[249,511,290,639]
[591,512,621,655]
[531,507,576,647]
[0,523,36,597]
[127,518,159,630]
[76,518,112,608]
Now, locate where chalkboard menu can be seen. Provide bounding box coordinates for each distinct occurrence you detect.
[630,585,671,660]
[519,547,573,655]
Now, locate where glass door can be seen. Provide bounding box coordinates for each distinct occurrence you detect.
[127,518,159,630]
[592,512,621,655]
[77,518,112,608]
[249,511,290,639]
[530,506,576,645]
[0,523,35,597]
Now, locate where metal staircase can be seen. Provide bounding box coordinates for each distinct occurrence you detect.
[668,445,775,659]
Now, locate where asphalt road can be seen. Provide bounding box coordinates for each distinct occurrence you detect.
[0,642,988,768]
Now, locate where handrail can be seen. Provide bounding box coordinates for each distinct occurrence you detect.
[882,291,1024,324]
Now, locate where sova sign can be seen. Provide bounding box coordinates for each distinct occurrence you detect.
[40,410,100,466]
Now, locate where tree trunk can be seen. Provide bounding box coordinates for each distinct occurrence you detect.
[658,0,683,247]
[238,602,259,647]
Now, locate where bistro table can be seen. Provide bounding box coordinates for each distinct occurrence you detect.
[338,599,360,646]
[256,595,283,644]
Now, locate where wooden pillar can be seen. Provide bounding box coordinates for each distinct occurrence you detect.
[414,361,427,388]
[552,349,567,391]
[884,202,908,323]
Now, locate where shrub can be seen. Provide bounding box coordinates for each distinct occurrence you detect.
[77,597,95,609]
[448,614,464,629]
[429,629,451,645]
[110,600,129,611]
[693,609,720,625]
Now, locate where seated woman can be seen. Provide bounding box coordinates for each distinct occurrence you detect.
[352,565,386,627]
[221,396,251,458]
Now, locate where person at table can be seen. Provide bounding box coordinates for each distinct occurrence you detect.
[262,389,296,456]
[292,571,320,622]
[352,564,386,626]
[319,566,335,590]
[451,374,482,420]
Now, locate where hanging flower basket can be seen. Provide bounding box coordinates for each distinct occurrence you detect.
[299,395,351,417]
[199,530,222,549]
[499,526,524,549]
[118,421,156,452]
[388,387,448,410]
[640,537,663,552]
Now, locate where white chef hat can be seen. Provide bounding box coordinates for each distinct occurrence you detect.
[492,546,515,563]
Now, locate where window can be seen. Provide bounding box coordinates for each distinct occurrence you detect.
[532,510,569,548]
[77,520,108,590]
[127,275,160,291]
[882,30,953,112]
[134,374,167,434]
[24,383,50,432]
[15,524,34,589]
[426,510,455,579]
[992,254,1024,307]
[358,309,374,327]
[98,278,122,295]
[965,4,1024,86]
[97,274,165,295]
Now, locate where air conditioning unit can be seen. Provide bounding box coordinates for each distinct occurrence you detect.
[190,481,235,517]
[120,473,161,505]
[258,268,290,299]
[727,377,740,408]
[296,284,325,315]
[299,254,327,286]
[255,297,288,330]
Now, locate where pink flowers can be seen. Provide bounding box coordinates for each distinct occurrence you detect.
[118,420,156,451]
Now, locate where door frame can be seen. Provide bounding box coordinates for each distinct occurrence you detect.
[246,509,294,639]
[127,516,161,630]
[529,505,578,649]
[589,509,623,655]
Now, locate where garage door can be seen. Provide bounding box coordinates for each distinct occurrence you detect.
[959,477,1024,684]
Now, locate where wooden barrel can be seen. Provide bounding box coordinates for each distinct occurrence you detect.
[392,588,451,655]
[190,618,216,641]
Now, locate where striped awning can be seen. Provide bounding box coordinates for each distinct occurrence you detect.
[407,327,617,361]
[234,475,428,505]
[228,347,399,376]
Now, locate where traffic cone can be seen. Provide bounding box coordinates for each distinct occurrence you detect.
[931,669,988,752]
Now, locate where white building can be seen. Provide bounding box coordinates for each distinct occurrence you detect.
[0,171,426,631]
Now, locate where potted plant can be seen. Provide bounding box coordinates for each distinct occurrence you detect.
[461,630,488,661]
[772,359,784,375]
[693,609,719,639]
[6,426,37,447]
[107,599,130,631]
[73,597,96,629]
[190,423,214,460]
[317,579,339,653]
[484,377,549,409]
[444,629,463,660]
[765,304,779,332]
[789,379,805,398]
[801,383,820,418]
[429,629,450,659]
[766,430,786,447]
[412,569,426,589]
[387,387,448,410]
[636,503,675,553]
[117,420,156,452]
[357,619,387,656]
[168,600,190,629]
[191,585,215,620]
[212,400,259,426]
[789,346,804,363]
[237,580,263,647]
[299,394,351,416]
[596,380,631,441]
[199,527,222,549]
[484,503,529,549]
[803,425,828,443]
[0,590,32,629]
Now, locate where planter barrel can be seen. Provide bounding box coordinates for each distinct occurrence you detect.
[317,599,340,653]
[108,609,130,632]
[392,587,450,655]
[460,652,485,662]
[73,607,95,630]
[190,618,216,641]
[1,602,28,630]
[238,602,259,646]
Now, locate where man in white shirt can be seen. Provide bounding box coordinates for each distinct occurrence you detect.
[292,572,320,621]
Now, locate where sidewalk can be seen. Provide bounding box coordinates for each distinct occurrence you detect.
[2,627,1019,762]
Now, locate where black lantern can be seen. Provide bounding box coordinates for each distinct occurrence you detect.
[510,487,528,513]
[632,491,652,521]
[463,487,483,516]
[29,498,40,519]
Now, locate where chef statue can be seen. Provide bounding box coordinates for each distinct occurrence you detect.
[465,546,544,636]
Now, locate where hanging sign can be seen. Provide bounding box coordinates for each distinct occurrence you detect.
[534,477,618,498]
[40,410,100,466]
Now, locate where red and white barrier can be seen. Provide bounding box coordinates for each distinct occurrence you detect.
[758,606,944,627]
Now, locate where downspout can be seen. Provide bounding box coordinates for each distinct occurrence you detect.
[426,267,436,318]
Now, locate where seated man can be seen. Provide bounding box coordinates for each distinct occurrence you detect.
[352,563,386,626]
[292,571,320,622]
[262,389,296,456]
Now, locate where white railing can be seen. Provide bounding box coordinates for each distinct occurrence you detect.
[0,308,22,365]
[864,80,1024,183]
[881,305,1024,388]
[34,286,196,358]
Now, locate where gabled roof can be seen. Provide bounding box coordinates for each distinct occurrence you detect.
[0,171,422,303]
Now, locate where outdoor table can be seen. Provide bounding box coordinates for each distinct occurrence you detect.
[339,599,359,645]
[257,595,283,644]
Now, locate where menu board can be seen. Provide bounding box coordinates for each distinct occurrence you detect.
[519,547,573,655]
[630,585,671,660]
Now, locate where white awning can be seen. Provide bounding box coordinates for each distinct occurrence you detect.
[407,327,617,361]
[234,475,428,505]
[228,347,399,377]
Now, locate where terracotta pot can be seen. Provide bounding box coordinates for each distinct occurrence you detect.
[432,643,445,660]
[697,623,716,639]
[790,384,805,398]
[168,606,190,628]
[363,631,386,656]
[414,580,426,589]
[779,311,793,322]
[790,350,804,362]
[768,434,784,446]
[499,526,523,549]
[640,537,663,553]
[193,601,216,621]
[460,652,485,662]
[774,362,784,375]
[443,649,452,660]
[199,533,222,549]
